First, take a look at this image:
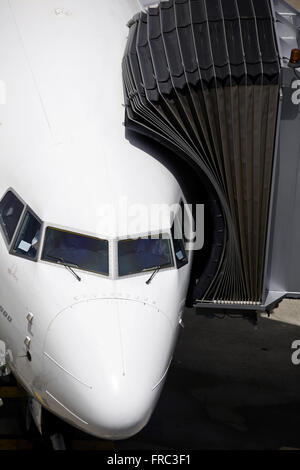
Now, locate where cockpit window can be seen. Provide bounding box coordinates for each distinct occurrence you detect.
[118,236,174,277]
[0,191,24,244]
[13,211,42,260]
[172,232,188,269]
[42,227,109,276]
[171,203,188,269]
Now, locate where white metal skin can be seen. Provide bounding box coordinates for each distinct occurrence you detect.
[0,0,193,440]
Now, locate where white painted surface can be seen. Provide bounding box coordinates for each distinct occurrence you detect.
[0,0,193,439]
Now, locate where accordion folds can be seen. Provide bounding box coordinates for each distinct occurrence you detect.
[123,0,300,313]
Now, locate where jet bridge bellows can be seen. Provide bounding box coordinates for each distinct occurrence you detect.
[123,0,300,311]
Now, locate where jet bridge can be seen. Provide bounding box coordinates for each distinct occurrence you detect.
[123,0,300,313]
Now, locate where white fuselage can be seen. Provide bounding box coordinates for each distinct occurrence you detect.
[0,0,193,439]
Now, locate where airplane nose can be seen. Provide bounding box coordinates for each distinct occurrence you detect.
[43,299,176,439]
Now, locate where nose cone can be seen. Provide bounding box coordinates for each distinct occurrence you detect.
[43,299,176,439]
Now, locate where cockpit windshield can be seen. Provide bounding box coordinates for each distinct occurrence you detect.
[42,227,109,276]
[118,236,174,277]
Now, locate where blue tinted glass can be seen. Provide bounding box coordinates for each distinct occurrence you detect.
[172,238,188,268]
[13,211,41,259]
[42,228,109,276]
[118,238,173,277]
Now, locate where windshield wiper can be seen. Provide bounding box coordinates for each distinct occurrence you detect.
[146,266,162,285]
[47,255,82,282]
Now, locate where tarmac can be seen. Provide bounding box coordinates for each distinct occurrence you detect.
[117,300,300,450]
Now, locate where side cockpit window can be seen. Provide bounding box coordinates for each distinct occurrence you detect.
[171,201,189,269]
[172,226,188,269]
[12,211,42,260]
[0,189,42,262]
[0,191,24,244]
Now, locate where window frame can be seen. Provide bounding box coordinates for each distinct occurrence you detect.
[116,231,175,279]
[171,200,190,269]
[10,207,43,262]
[41,226,110,278]
[0,188,26,250]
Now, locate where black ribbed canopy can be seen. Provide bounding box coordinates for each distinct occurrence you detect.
[123,0,280,303]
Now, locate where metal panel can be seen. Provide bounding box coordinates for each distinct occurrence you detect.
[264,0,300,299]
